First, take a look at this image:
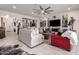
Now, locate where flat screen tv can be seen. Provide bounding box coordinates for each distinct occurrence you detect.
[50,19,60,27]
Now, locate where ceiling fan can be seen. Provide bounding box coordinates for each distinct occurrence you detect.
[33,6,54,15]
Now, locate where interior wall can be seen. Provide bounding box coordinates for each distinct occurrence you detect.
[1,9,79,36]
[48,10,79,38]
[0,10,40,32]
[0,10,23,32]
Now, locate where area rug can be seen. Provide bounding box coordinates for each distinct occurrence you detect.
[0,44,36,55]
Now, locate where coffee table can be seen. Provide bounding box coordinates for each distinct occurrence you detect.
[42,32,55,40]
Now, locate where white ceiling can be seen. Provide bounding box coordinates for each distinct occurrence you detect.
[0,4,79,17]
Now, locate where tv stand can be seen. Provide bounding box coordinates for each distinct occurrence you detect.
[52,28,59,32]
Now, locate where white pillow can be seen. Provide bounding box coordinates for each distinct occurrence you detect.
[62,31,78,45]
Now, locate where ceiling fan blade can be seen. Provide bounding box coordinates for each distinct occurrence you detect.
[45,7,51,10]
[45,10,53,14]
[45,10,54,12]
[39,6,43,10]
[45,12,51,14]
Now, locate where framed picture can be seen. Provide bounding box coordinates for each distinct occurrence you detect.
[30,20,37,27]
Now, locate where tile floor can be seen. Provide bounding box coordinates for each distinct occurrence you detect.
[0,32,79,55]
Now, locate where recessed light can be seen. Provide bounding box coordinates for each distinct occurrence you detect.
[68,7,70,10]
[13,6,16,9]
[32,12,34,14]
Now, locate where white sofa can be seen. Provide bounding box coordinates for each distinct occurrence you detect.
[18,28,44,48]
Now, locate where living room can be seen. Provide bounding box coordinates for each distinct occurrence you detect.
[0,4,79,55]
